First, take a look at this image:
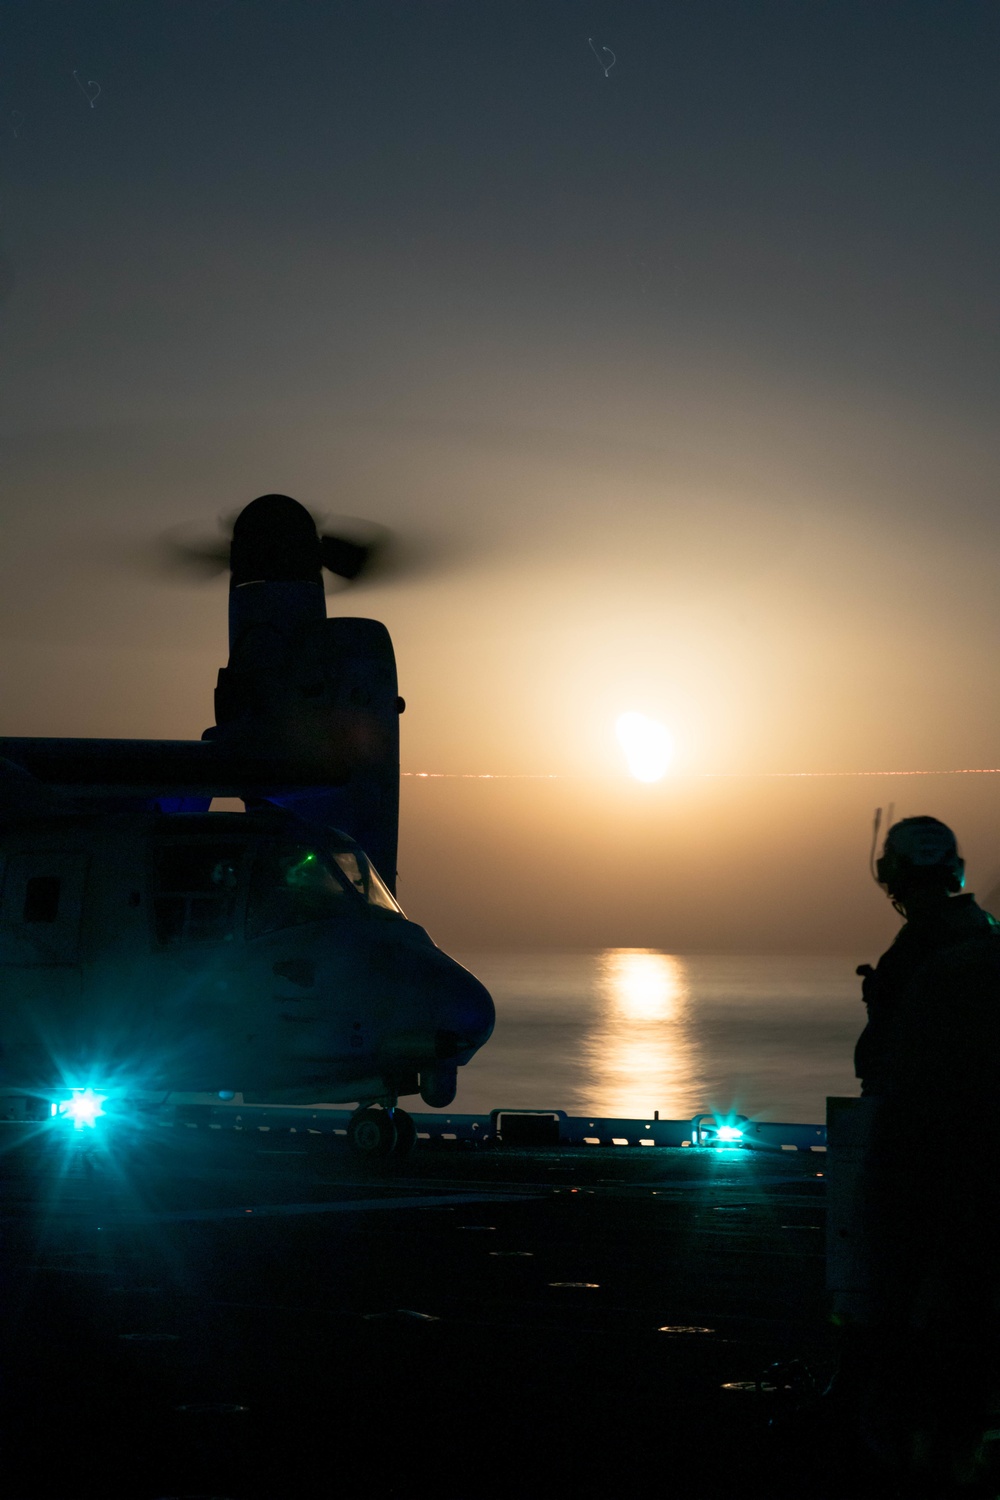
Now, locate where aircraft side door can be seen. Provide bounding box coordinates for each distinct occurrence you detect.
[0,850,89,966]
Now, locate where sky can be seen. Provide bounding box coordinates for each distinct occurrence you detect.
[2,1,1000,955]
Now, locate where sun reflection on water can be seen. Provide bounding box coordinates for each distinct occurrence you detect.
[581,950,700,1118]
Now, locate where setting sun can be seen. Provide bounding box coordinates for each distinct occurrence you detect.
[615,713,673,783]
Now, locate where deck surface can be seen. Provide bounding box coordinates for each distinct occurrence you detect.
[1,1120,863,1499]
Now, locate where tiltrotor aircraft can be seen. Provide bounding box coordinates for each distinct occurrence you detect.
[0,494,495,1155]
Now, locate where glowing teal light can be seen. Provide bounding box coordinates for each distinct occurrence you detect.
[716,1125,743,1143]
[58,1088,108,1130]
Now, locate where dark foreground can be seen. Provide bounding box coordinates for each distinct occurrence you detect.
[0,1118,902,1499]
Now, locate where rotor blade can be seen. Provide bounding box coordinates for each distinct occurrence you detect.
[319,518,455,592]
[319,517,391,587]
[320,533,374,581]
[122,504,450,590]
[155,527,232,578]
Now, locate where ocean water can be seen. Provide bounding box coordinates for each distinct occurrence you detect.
[446,951,863,1125]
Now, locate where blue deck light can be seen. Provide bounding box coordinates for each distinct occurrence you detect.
[691,1113,748,1147]
[58,1088,108,1130]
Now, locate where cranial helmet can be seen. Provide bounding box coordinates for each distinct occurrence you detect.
[876,816,965,894]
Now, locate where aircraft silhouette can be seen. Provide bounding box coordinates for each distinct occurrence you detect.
[0,494,494,1156]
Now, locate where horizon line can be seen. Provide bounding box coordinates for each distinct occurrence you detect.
[401,767,1000,781]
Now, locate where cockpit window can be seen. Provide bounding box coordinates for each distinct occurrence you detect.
[153,843,244,945]
[330,850,401,912]
[246,841,402,934]
[247,845,348,937]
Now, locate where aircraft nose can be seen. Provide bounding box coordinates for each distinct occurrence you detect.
[373,940,494,1073]
[434,963,495,1063]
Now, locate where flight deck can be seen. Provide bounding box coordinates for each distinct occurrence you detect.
[0,1105,888,1500]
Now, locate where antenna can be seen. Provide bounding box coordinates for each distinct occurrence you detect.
[869,803,897,884]
[869,807,882,884]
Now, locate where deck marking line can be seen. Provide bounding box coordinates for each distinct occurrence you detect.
[110,1191,541,1224]
[648,1174,823,1190]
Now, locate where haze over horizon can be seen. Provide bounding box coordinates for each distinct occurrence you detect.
[3,1,1000,956]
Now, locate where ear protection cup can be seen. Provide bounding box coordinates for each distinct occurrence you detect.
[877,817,965,893]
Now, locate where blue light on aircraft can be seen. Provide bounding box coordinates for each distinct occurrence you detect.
[58,1088,108,1130]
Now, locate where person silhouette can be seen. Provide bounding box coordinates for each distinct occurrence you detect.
[851,816,1000,1487]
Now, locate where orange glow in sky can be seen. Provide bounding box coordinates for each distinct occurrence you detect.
[4,5,1000,954]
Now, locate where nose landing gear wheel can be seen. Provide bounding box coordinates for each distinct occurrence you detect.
[348,1107,398,1157]
[390,1108,417,1158]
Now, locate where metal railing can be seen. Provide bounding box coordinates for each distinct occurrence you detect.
[0,1091,829,1150]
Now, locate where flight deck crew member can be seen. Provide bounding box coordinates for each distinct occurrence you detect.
[851,815,1000,1488]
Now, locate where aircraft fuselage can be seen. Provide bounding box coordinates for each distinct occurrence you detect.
[0,809,494,1111]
